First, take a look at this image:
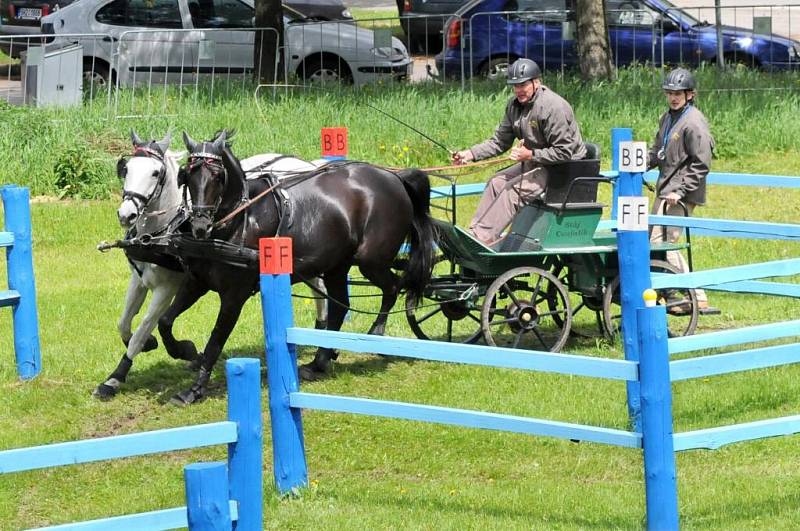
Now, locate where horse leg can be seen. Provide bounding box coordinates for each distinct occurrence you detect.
[358,263,401,337]
[171,288,250,406]
[299,267,349,381]
[158,277,209,363]
[93,269,185,400]
[118,270,157,351]
[312,276,328,330]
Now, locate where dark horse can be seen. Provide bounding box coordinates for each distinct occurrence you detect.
[158,130,435,404]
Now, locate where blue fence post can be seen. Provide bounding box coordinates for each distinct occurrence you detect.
[259,237,308,495]
[637,293,679,530]
[610,128,633,221]
[185,462,232,531]
[615,140,649,431]
[225,358,262,531]
[1,185,41,380]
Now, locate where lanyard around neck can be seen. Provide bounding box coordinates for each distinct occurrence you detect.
[661,104,692,151]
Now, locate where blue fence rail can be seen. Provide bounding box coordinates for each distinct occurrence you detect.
[1,185,41,380]
[0,358,263,530]
[261,126,799,528]
[259,242,679,530]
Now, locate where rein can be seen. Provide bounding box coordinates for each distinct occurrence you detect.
[387,157,511,178]
[212,178,284,229]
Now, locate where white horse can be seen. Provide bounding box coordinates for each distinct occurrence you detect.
[94,131,328,399]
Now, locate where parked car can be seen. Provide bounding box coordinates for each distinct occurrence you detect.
[397,0,466,53]
[435,0,800,80]
[0,0,352,57]
[38,0,410,88]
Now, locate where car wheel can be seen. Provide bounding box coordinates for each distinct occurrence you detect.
[302,57,353,85]
[479,57,515,82]
[82,62,111,98]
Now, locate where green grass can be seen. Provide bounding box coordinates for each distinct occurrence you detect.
[0,73,800,529]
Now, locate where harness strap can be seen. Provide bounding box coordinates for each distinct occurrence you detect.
[212,179,284,229]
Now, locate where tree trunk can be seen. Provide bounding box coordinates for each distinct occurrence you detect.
[575,0,614,81]
[254,0,284,83]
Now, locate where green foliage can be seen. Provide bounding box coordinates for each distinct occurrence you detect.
[52,143,115,199]
[0,68,799,529]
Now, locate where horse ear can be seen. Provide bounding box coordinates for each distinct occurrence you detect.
[130,129,143,146]
[156,132,171,155]
[182,131,198,153]
[212,130,227,151]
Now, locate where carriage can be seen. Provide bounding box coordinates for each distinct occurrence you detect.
[403,145,700,352]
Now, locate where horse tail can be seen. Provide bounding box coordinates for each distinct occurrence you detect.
[396,168,435,304]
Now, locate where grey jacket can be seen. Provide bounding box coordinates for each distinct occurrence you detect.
[647,105,714,206]
[469,86,586,167]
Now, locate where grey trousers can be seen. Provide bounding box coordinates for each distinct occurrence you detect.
[469,163,547,244]
[649,198,707,303]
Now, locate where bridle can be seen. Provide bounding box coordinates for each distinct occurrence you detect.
[118,146,168,218]
[183,149,228,227]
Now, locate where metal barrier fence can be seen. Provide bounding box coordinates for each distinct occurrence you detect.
[2,6,800,115]
[0,358,263,530]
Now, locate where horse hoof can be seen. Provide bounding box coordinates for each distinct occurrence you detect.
[92,383,117,401]
[170,340,198,362]
[142,335,159,352]
[298,363,329,382]
[170,387,204,406]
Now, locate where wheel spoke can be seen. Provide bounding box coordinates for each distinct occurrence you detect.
[530,274,544,303]
[488,317,517,327]
[416,306,443,325]
[511,328,525,349]
[500,282,522,307]
[467,311,482,324]
[532,326,549,350]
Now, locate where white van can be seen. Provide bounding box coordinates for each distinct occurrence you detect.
[40,0,411,88]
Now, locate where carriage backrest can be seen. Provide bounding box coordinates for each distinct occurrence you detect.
[542,143,602,206]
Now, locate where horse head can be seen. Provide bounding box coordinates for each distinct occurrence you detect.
[181,129,246,239]
[117,130,175,228]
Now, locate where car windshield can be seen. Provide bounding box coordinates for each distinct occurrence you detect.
[655,0,702,26]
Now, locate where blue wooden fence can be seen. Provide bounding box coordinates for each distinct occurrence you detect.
[0,358,263,530]
[259,242,679,529]
[1,185,41,380]
[260,126,800,529]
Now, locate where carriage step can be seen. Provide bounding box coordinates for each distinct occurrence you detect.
[0,290,21,308]
[0,231,13,248]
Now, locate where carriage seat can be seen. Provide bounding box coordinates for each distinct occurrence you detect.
[541,142,602,208]
[497,143,604,253]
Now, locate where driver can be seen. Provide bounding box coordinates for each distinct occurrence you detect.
[452,58,586,246]
[648,67,715,313]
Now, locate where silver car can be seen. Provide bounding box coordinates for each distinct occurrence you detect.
[40,0,411,87]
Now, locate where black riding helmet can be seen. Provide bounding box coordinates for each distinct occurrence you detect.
[662,68,696,91]
[507,58,542,85]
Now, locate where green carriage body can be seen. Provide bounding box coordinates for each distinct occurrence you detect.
[408,149,697,351]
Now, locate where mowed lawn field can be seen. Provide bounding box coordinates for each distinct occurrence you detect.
[1,72,799,529]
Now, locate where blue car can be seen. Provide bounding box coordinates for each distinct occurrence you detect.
[435,0,800,79]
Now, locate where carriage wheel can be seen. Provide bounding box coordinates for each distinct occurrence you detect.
[481,267,572,352]
[602,259,699,339]
[547,261,605,339]
[405,253,484,344]
[405,290,484,344]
